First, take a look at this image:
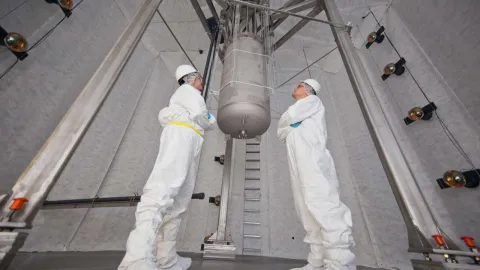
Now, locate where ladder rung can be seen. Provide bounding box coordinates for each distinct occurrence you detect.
[246,159,260,162]
[247,143,260,145]
[245,198,260,201]
[245,168,260,171]
[244,221,260,225]
[246,151,260,153]
[245,177,260,180]
[244,209,260,213]
[243,234,261,238]
[245,187,260,190]
[243,248,261,252]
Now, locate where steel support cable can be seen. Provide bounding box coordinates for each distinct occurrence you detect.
[65,53,157,249]
[276,46,337,89]
[27,16,67,51]
[364,9,479,177]
[28,0,85,51]
[156,9,196,70]
[0,0,33,21]
[0,58,19,80]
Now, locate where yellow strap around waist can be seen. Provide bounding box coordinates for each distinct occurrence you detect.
[171,122,202,137]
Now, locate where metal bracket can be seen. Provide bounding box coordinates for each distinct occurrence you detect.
[272,4,324,51]
[203,241,236,260]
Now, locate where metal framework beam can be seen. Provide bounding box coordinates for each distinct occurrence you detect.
[272,5,323,51]
[206,0,220,24]
[190,0,213,40]
[271,0,317,21]
[230,0,348,29]
[323,0,458,252]
[270,0,303,31]
[214,0,227,9]
[0,0,164,228]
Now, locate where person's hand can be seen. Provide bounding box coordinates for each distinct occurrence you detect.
[290,121,302,128]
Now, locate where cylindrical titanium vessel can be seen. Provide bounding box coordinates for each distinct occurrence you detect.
[217,34,271,139]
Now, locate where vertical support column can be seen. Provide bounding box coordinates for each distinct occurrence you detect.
[203,139,237,260]
[323,0,457,251]
[217,139,234,241]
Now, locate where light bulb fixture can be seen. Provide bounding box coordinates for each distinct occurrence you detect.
[45,0,73,17]
[436,169,480,190]
[404,102,437,125]
[381,57,406,81]
[0,26,28,60]
[366,26,385,49]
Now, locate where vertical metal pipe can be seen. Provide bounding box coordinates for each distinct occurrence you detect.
[204,29,220,101]
[217,139,234,240]
[202,34,215,100]
[252,8,256,33]
[323,0,458,251]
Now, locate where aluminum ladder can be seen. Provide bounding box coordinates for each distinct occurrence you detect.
[242,139,262,255]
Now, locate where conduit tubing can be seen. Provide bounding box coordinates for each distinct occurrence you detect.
[42,193,205,209]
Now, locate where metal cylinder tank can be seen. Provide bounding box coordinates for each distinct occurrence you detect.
[217,34,271,139]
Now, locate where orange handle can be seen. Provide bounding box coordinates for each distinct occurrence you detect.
[461,236,476,248]
[9,198,28,210]
[432,234,446,246]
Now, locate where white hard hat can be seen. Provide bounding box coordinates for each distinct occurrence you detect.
[175,65,197,83]
[303,79,321,95]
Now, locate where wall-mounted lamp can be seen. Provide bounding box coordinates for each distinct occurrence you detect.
[0,26,28,60]
[45,0,73,17]
[366,26,385,49]
[404,102,437,125]
[436,169,480,189]
[381,57,406,81]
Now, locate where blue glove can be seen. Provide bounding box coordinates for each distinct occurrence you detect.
[290,121,302,128]
[208,113,211,120]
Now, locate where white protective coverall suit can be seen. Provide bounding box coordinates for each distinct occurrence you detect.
[277,95,356,270]
[119,83,216,270]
